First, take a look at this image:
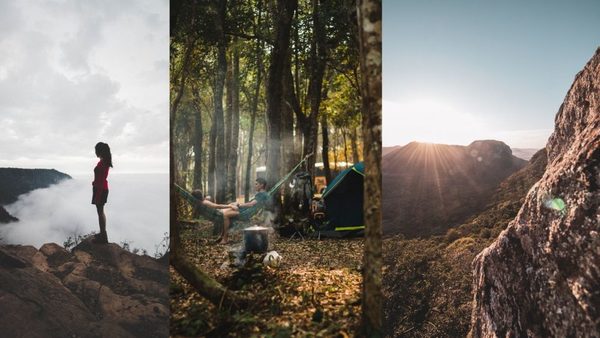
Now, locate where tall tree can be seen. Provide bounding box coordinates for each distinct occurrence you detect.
[170,0,248,311]
[292,0,327,177]
[227,37,241,200]
[244,0,265,202]
[191,83,204,191]
[214,0,228,203]
[265,0,297,210]
[321,112,332,183]
[357,0,382,336]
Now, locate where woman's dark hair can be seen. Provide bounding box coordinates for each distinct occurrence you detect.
[95,142,113,167]
[191,189,204,200]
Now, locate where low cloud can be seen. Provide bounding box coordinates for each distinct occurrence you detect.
[1,174,168,255]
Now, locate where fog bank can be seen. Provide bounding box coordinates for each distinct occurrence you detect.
[1,173,168,255]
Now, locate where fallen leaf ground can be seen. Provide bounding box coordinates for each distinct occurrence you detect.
[170,221,363,337]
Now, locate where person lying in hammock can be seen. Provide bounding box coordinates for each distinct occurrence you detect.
[191,190,239,244]
[192,178,270,244]
[219,177,271,244]
[229,177,270,219]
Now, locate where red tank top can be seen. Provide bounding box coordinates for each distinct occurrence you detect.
[93,160,109,190]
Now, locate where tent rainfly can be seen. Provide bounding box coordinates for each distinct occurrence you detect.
[321,162,364,232]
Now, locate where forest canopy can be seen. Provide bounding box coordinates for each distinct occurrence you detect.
[170,0,364,207]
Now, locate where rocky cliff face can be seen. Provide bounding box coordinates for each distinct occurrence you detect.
[470,48,600,337]
[383,140,527,237]
[0,238,169,337]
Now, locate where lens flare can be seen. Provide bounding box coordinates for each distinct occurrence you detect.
[543,197,566,215]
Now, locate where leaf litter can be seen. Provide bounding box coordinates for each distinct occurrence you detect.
[170,221,363,337]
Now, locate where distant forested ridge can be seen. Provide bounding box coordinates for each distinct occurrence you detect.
[382,140,527,237]
[0,168,71,205]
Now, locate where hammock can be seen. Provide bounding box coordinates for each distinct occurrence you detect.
[175,184,263,224]
[174,153,313,230]
[175,183,224,226]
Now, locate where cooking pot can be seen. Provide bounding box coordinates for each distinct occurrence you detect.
[244,226,269,253]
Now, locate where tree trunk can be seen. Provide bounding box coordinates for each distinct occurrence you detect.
[302,0,327,177]
[193,102,203,190]
[208,112,217,198]
[351,126,360,164]
[227,37,240,201]
[342,129,349,164]
[244,0,264,203]
[321,113,332,184]
[214,0,228,203]
[357,0,382,336]
[245,78,260,202]
[333,129,339,170]
[282,51,297,215]
[266,0,297,216]
[225,53,233,184]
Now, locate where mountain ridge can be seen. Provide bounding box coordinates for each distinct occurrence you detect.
[382,148,548,336]
[383,139,527,237]
[0,167,72,223]
[0,168,72,205]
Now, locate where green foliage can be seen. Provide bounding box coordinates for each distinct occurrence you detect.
[444,228,461,244]
[63,231,96,250]
[383,237,487,337]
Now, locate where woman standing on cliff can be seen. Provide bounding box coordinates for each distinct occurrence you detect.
[92,142,112,244]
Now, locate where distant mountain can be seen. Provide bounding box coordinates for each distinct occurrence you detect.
[383,146,401,157]
[511,147,541,161]
[383,148,547,336]
[382,140,527,237]
[0,168,71,205]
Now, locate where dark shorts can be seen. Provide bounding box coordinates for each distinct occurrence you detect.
[92,187,109,205]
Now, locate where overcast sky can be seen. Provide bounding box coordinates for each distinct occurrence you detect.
[383,0,600,149]
[0,0,168,174]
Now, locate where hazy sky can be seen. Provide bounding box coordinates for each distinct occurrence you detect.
[383,0,600,148]
[0,0,168,174]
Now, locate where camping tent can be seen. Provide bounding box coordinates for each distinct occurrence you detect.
[321,162,364,232]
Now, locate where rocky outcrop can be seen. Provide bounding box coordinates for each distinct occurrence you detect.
[0,238,169,337]
[0,168,71,205]
[470,47,600,337]
[383,140,527,237]
[0,205,18,223]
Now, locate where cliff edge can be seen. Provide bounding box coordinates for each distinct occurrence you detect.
[0,238,169,337]
[470,48,600,337]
